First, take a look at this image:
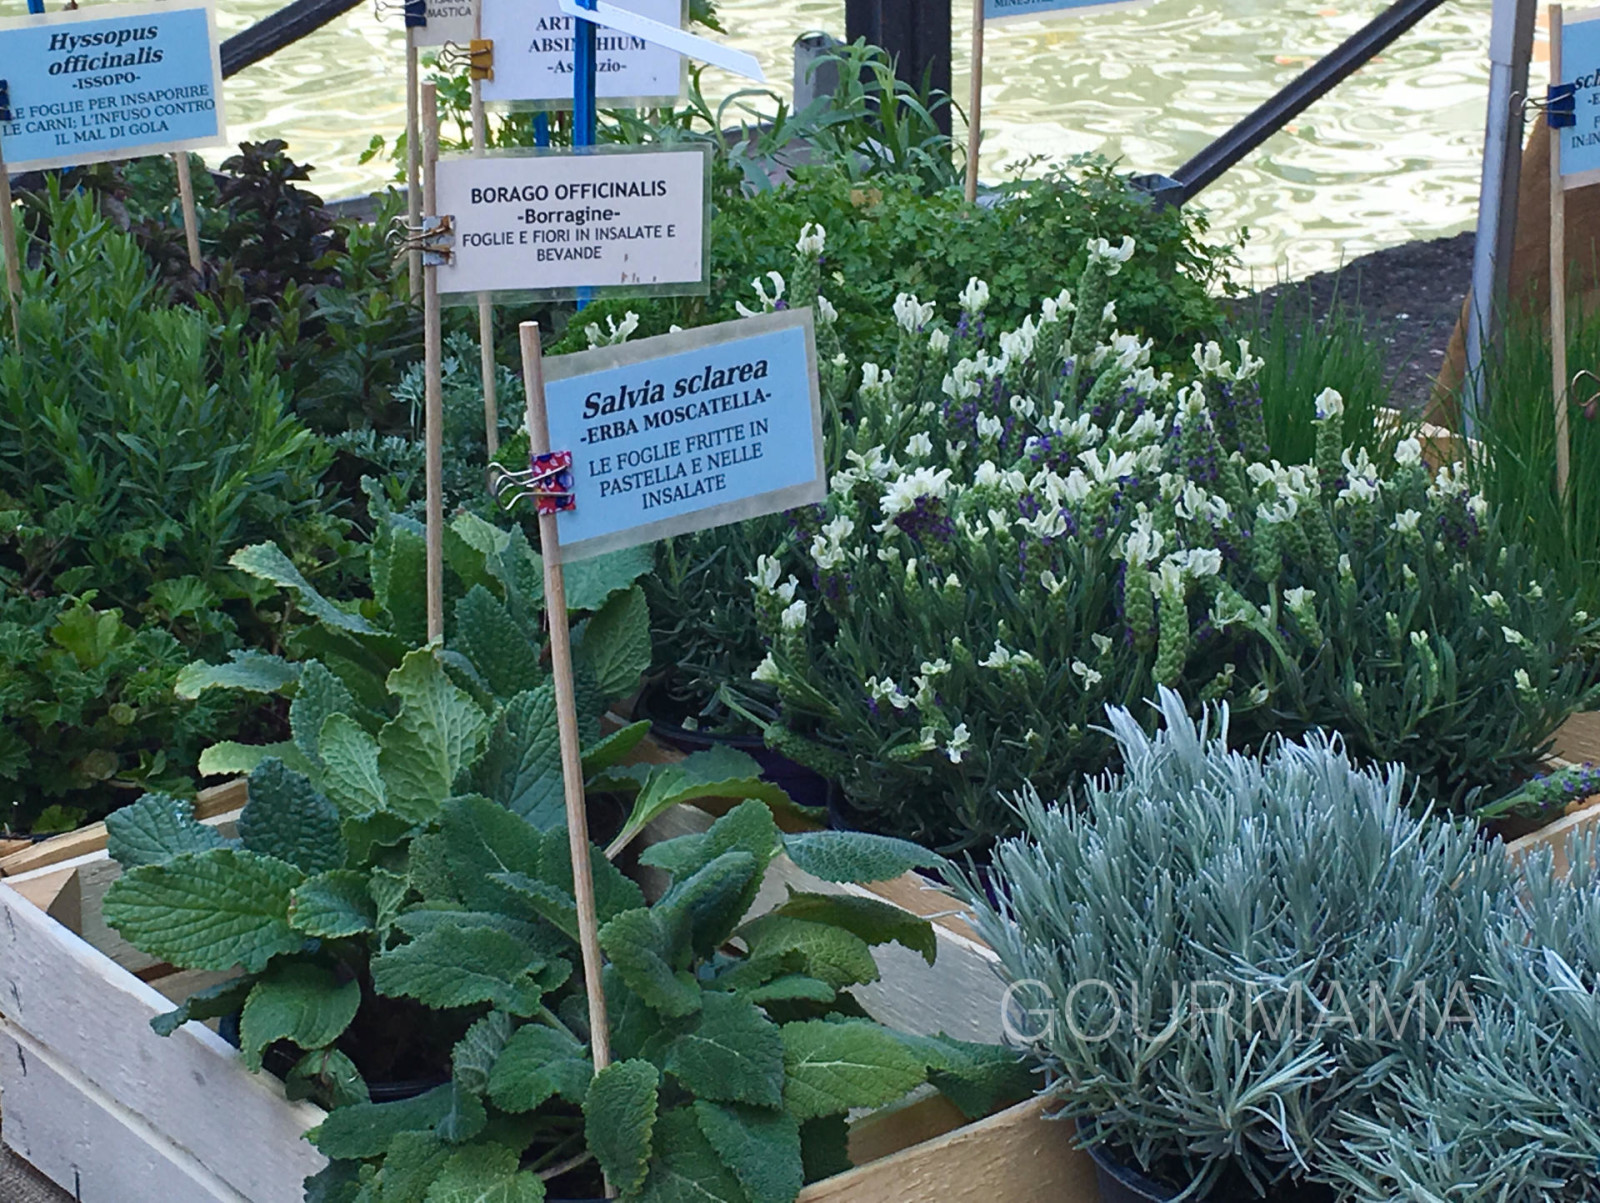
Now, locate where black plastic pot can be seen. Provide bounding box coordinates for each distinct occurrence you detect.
[1077,1119,1189,1203]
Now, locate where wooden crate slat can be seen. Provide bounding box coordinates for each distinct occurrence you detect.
[0,884,326,1203]
[1,1026,250,1203]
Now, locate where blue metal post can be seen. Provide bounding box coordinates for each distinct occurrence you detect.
[573,0,597,308]
[573,0,597,148]
[27,0,44,13]
[534,112,550,148]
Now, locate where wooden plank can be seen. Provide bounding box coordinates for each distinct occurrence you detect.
[0,781,247,879]
[1508,793,1600,877]
[800,1095,1097,1203]
[1552,711,1600,764]
[0,884,327,1202]
[0,1027,250,1203]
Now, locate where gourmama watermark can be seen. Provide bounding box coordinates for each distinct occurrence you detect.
[999,978,1480,1046]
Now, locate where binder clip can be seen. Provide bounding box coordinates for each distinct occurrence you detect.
[1549,83,1578,129]
[0,81,13,125]
[387,215,455,266]
[438,39,493,81]
[491,451,577,516]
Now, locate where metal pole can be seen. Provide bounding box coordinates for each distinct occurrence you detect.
[574,0,598,148]
[1464,0,1538,430]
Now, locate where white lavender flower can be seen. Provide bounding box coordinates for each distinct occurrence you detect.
[1391,509,1422,535]
[815,295,838,326]
[904,432,934,459]
[1086,235,1136,274]
[795,222,827,256]
[958,277,991,314]
[1502,626,1528,647]
[894,292,935,333]
[1070,659,1103,688]
[751,654,781,684]
[880,466,954,518]
[780,599,807,631]
[747,555,782,592]
[1314,388,1345,421]
[1394,437,1423,468]
[927,327,951,356]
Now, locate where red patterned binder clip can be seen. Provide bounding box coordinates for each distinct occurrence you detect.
[530,450,576,515]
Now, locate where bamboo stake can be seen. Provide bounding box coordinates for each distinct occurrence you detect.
[423,83,445,641]
[407,30,424,303]
[1552,4,1572,500]
[472,12,499,458]
[172,152,203,273]
[965,0,984,204]
[517,319,614,1083]
[0,134,21,348]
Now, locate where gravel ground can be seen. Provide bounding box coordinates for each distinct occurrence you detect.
[0,1127,71,1203]
[1240,231,1476,410]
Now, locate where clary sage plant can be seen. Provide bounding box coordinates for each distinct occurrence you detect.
[741,236,1596,850]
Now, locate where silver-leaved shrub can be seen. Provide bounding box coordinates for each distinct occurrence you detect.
[953,690,1520,1199]
[746,238,1596,849]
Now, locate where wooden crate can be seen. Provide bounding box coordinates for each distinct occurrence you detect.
[0,790,1094,1202]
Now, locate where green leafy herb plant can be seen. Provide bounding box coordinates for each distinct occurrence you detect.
[103,647,1030,1202]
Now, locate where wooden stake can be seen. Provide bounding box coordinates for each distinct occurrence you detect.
[172,152,203,274]
[407,30,424,303]
[0,134,21,348]
[965,0,984,204]
[422,83,445,641]
[1551,3,1573,500]
[472,12,499,458]
[517,320,614,1083]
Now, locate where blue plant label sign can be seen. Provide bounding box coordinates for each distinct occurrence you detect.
[984,0,1143,21]
[541,309,824,560]
[0,0,226,173]
[1559,9,1600,188]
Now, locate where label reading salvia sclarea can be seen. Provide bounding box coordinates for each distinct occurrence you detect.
[983,0,1143,20]
[541,310,824,560]
[481,0,682,106]
[0,0,225,173]
[433,146,708,300]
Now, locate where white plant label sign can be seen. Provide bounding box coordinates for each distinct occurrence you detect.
[433,145,709,300]
[480,0,683,106]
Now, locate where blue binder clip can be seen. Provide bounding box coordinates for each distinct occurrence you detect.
[403,0,426,28]
[1549,83,1578,129]
[0,81,12,125]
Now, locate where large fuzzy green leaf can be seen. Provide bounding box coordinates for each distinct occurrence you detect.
[105,792,228,869]
[779,1020,928,1121]
[378,651,491,822]
[198,740,315,779]
[663,992,784,1108]
[286,1048,370,1109]
[453,1011,513,1095]
[581,720,652,775]
[606,753,792,860]
[639,799,781,883]
[422,1144,546,1203]
[103,849,305,972]
[239,962,362,1071]
[562,544,654,612]
[486,1022,591,1112]
[780,831,948,885]
[637,1108,750,1203]
[232,542,379,635]
[489,872,578,942]
[693,1101,803,1203]
[175,650,300,699]
[371,923,548,1015]
[309,1084,457,1159]
[454,586,545,699]
[600,908,703,1019]
[373,516,429,646]
[575,584,651,700]
[434,794,551,914]
[377,1132,452,1203]
[656,851,761,961]
[318,713,388,818]
[734,916,879,991]
[893,1033,1036,1120]
[473,686,564,828]
[291,870,378,938]
[768,892,937,967]
[584,1059,658,1195]
[291,661,358,765]
[240,759,347,874]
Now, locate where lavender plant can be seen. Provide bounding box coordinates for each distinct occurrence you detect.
[953,691,1519,1200]
[745,243,1597,849]
[1323,836,1600,1202]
